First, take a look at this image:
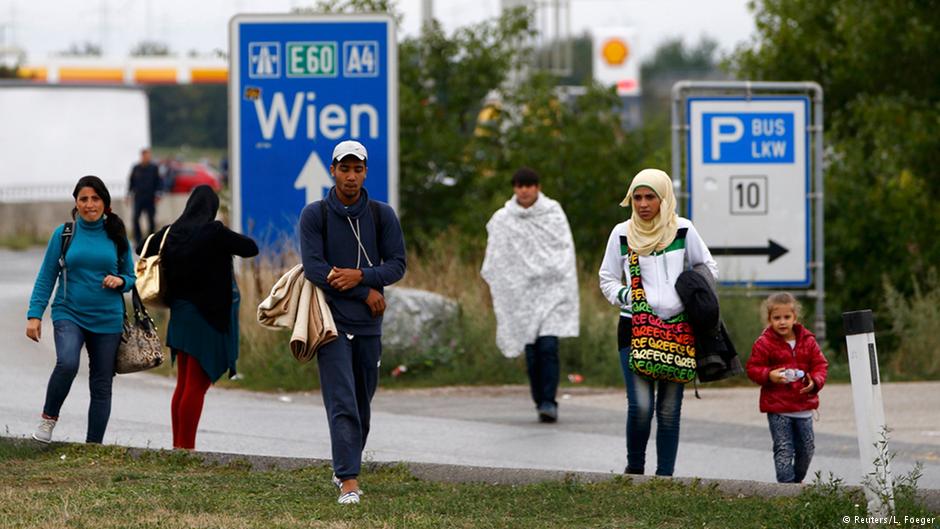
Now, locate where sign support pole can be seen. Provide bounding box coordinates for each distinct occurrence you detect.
[812,88,825,341]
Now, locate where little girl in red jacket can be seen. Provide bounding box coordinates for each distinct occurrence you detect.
[746,292,828,483]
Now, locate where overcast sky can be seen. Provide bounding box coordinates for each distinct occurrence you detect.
[1,0,755,63]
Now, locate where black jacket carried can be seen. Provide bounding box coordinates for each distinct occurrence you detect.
[675,268,744,382]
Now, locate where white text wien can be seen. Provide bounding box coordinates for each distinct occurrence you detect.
[254,91,379,141]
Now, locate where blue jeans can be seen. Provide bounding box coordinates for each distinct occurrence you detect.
[317,333,381,480]
[767,413,815,483]
[525,336,559,408]
[43,319,121,443]
[619,347,685,476]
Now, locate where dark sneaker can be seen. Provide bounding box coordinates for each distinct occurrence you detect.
[537,403,558,423]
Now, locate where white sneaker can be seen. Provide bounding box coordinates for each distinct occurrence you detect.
[32,417,57,443]
[337,490,361,505]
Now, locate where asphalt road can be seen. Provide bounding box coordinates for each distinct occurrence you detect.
[2,248,937,488]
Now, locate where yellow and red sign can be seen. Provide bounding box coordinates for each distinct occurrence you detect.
[601,38,629,66]
[593,28,639,96]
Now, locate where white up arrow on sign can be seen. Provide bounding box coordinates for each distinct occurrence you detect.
[294,150,334,204]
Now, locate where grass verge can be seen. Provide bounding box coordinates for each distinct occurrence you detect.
[1,437,936,529]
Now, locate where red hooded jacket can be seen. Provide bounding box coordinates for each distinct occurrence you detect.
[746,323,828,414]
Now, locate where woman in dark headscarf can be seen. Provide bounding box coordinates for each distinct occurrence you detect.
[139,185,258,450]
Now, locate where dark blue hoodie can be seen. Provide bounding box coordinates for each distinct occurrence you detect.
[298,186,406,335]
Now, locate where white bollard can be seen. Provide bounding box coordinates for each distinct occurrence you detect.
[842,310,894,517]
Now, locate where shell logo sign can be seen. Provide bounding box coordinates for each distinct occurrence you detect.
[593,28,639,96]
[601,38,629,66]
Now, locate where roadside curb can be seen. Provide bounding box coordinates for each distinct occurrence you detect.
[124,445,940,511]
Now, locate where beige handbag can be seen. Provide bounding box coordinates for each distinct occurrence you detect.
[136,226,171,307]
[116,287,164,374]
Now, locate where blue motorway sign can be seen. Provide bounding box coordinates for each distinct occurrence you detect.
[229,14,398,246]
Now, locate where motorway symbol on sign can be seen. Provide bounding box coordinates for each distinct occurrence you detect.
[687,97,810,286]
[229,14,398,248]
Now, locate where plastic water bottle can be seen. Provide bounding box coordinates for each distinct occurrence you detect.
[783,368,805,382]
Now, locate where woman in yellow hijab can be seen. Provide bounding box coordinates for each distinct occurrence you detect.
[599,168,718,476]
[620,168,679,255]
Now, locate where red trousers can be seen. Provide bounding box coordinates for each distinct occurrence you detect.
[171,351,211,450]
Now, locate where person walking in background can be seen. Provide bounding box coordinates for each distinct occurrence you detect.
[481,167,579,423]
[298,140,406,505]
[746,292,828,483]
[159,155,180,193]
[26,176,135,444]
[138,185,258,451]
[127,147,163,246]
[598,168,717,476]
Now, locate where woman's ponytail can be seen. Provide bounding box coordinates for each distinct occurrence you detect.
[103,209,130,257]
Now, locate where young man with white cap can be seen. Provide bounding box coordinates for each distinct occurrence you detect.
[298,139,406,504]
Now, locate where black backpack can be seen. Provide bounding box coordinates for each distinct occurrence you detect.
[57,222,75,298]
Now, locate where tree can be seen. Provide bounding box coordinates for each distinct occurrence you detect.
[148,85,227,149]
[58,41,103,57]
[731,0,940,350]
[131,40,171,57]
[641,37,724,120]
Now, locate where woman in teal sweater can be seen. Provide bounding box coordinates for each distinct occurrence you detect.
[26,176,135,444]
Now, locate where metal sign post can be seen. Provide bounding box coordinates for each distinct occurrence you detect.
[843,309,894,517]
[672,81,825,340]
[229,14,398,248]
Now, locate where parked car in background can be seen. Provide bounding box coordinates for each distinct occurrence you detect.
[169,162,222,194]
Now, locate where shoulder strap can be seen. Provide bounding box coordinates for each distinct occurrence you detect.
[58,222,75,299]
[318,200,328,260]
[157,225,172,251]
[58,222,74,269]
[319,200,328,251]
[140,225,172,257]
[369,200,383,243]
[139,232,157,257]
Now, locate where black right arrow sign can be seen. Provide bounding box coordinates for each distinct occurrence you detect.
[710,239,789,263]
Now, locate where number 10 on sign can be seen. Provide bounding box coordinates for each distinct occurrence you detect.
[729,175,767,215]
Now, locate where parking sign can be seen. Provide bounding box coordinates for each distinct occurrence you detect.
[687,97,810,286]
[229,14,397,246]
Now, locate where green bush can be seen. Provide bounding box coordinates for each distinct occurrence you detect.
[883,269,940,379]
